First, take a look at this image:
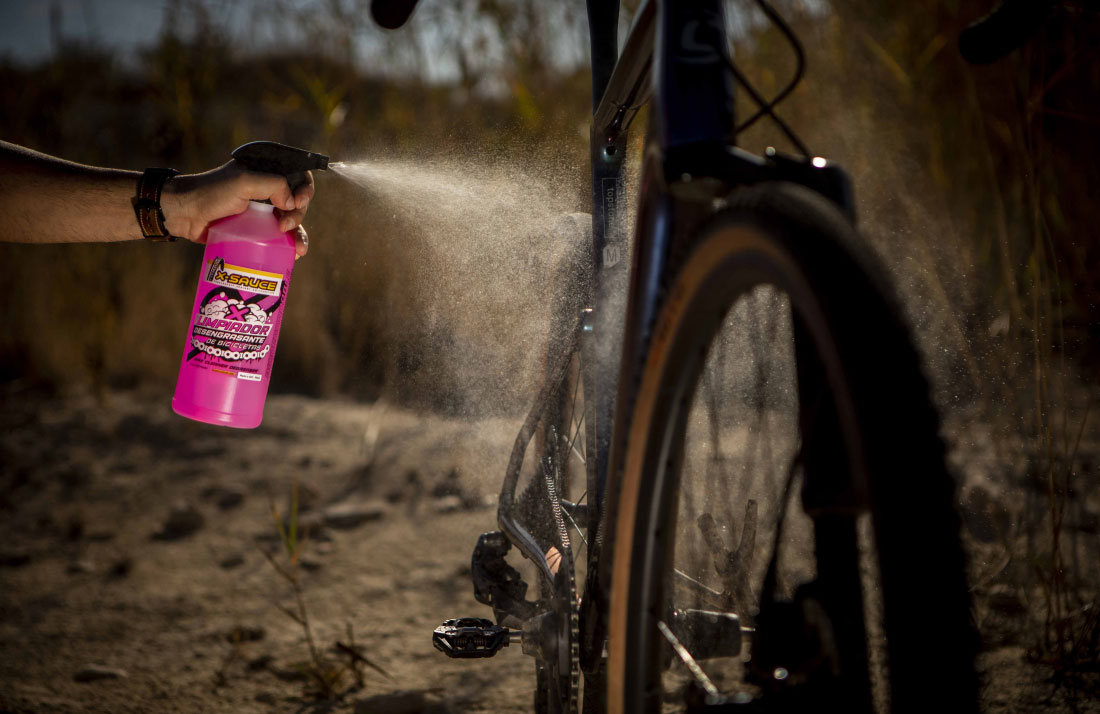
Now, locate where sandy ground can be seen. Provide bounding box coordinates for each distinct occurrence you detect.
[0,389,1097,713]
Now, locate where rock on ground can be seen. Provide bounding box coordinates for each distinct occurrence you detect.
[73,664,128,682]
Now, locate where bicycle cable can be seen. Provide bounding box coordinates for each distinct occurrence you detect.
[725,0,812,157]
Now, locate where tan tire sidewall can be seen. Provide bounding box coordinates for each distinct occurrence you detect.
[606,221,847,714]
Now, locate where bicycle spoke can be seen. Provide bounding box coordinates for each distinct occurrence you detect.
[562,504,588,551]
[658,620,723,703]
[672,568,727,609]
[567,414,585,465]
[564,357,583,460]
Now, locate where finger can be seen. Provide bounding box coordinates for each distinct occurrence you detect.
[276,206,307,233]
[237,170,296,211]
[293,225,309,259]
[293,171,315,210]
[184,221,211,246]
[544,547,562,575]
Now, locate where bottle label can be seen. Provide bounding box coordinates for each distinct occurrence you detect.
[183,257,289,381]
[204,256,284,296]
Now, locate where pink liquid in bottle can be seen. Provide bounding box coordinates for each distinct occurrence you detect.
[172,202,295,428]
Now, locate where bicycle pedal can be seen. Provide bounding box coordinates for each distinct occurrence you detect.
[433,617,514,659]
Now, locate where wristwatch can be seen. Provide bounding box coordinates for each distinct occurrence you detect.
[132,167,180,241]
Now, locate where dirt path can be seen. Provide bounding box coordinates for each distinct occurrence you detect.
[0,391,1096,713]
[0,392,539,713]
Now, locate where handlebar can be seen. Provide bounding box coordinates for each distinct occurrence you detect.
[958,0,1052,64]
[370,0,421,29]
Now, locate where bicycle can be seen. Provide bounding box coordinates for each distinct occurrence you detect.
[372,0,981,711]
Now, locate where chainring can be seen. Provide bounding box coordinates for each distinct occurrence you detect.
[543,455,580,714]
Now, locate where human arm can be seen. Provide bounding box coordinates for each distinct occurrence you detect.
[0,140,315,256]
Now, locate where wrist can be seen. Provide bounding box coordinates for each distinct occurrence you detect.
[132,168,180,241]
[160,174,195,241]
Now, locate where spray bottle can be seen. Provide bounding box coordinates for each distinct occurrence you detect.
[172,141,329,429]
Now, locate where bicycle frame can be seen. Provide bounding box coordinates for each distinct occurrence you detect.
[582,0,858,675]
[492,0,859,683]
[417,2,974,710]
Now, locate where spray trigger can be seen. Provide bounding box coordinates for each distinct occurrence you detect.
[231,141,330,195]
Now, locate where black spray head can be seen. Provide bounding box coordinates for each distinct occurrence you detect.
[231,141,330,194]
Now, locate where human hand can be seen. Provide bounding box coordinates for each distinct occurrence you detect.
[161,160,315,258]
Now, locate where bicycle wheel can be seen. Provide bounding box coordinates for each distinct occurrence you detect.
[607,184,978,713]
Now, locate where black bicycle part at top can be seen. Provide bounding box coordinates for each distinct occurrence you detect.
[370,0,420,30]
[365,0,1057,75]
[959,0,1054,65]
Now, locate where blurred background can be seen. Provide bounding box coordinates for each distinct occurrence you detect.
[0,0,1097,411]
[1,0,1098,406]
[0,0,1097,708]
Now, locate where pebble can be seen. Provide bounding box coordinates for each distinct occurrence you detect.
[225,625,265,643]
[73,664,128,682]
[153,501,205,541]
[200,485,245,510]
[248,654,274,671]
[432,495,463,514]
[299,557,323,572]
[107,556,132,578]
[271,667,307,682]
[431,469,463,499]
[66,558,94,575]
[219,554,245,569]
[323,502,387,530]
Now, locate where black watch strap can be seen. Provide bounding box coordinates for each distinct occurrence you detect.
[132,168,180,241]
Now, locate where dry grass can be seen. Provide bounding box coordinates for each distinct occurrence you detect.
[255,482,390,700]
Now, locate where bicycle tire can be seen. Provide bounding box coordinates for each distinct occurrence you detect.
[606,183,978,713]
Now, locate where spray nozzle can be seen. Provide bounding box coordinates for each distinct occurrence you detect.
[231,141,330,195]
